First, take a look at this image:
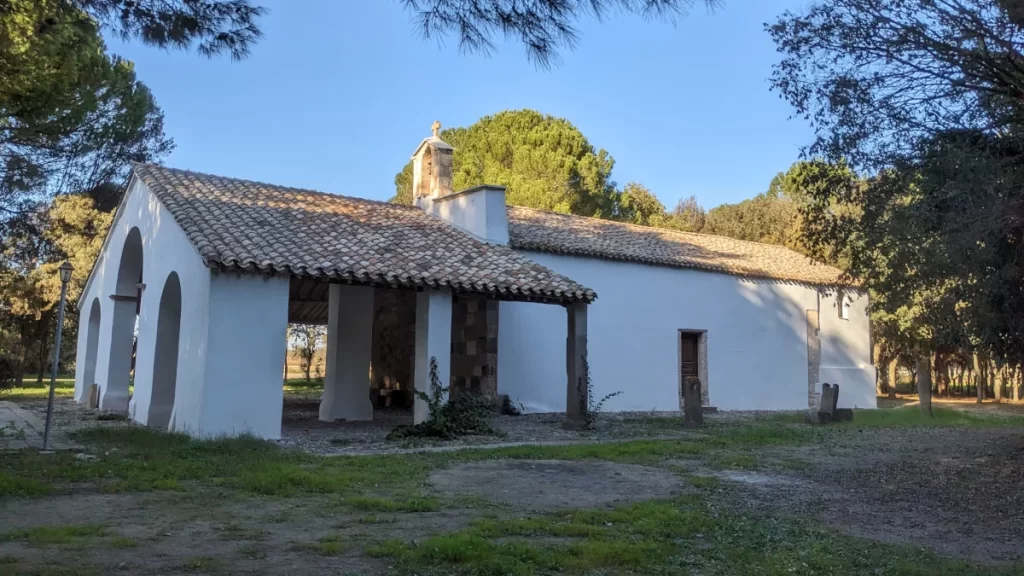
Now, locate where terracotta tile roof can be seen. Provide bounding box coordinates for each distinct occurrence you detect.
[506,206,848,286]
[131,164,595,303]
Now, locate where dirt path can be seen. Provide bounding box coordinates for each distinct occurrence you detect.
[3,418,1024,572]
[701,427,1024,564]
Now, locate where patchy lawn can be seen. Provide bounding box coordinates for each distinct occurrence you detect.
[0,405,1023,574]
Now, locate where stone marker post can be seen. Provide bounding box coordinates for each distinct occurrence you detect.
[820,383,838,416]
[683,376,703,428]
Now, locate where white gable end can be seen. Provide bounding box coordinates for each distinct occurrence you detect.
[73,177,211,430]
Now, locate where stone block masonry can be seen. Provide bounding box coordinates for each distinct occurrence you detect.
[450,294,499,398]
[370,288,417,402]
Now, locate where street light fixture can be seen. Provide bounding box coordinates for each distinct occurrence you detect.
[58,261,73,283]
[42,261,73,452]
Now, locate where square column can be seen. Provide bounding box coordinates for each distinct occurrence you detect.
[413,289,452,424]
[320,284,374,422]
[96,296,138,412]
[199,273,289,439]
[565,302,589,428]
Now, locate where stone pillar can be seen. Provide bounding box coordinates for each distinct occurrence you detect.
[370,289,414,388]
[450,295,499,398]
[413,289,452,424]
[320,284,375,422]
[97,295,137,412]
[683,376,703,428]
[565,302,589,428]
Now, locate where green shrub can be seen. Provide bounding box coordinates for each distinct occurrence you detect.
[579,355,622,430]
[0,356,16,392]
[388,357,497,440]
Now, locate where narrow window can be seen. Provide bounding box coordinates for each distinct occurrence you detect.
[839,290,851,320]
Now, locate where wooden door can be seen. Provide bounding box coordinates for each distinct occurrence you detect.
[680,333,699,380]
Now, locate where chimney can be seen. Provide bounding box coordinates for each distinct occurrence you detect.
[413,121,509,245]
[411,120,454,209]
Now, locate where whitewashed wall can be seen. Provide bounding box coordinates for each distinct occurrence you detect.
[199,272,289,438]
[498,251,875,412]
[819,291,876,409]
[74,178,211,430]
[74,178,292,439]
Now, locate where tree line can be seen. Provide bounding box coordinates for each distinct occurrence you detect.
[5,0,1020,416]
[770,0,1024,413]
[0,0,716,388]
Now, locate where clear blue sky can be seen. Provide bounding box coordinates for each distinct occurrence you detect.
[103,0,812,209]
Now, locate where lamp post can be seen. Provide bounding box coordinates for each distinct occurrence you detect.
[42,261,73,452]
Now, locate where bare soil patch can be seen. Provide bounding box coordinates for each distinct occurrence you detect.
[429,459,688,511]
[706,427,1024,564]
[0,490,480,575]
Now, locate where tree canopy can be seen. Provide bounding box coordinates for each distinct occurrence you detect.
[1,0,172,225]
[770,0,1024,404]
[392,110,618,216]
[0,0,171,383]
[400,0,721,66]
[71,0,266,60]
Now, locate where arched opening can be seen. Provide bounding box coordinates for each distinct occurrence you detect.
[80,298,102,404]
[103,227,143,411]
[148,272,181,430]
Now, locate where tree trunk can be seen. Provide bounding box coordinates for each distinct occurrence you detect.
[874,342,885,396]
[973,352,985,403]
[887,358,899,398]
[992,362,1003,402]
[1014,366,1021,402]
[917,355,933,417]
[14,345,26,387]
[934,352,948,396]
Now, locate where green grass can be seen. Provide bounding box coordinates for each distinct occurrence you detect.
[181,556,219,573]
[9,376,75,388]
[294,535,345,557]
[1,524,106,545]
[370,497,1012,575]
[709,453,760,470]
[688,475,720,490]
[848,406,1024,428]
[0,387,75,401]
[107,536,137,549]
[236,543,268,559]
[0,421,815,499]
[1,415,1019,574]
[212,522,270,541]
[0,471,51,497]
[758,406,1024,429]
[344,496,440,513]
[3,407,1020,501]
[4,407,1004,500]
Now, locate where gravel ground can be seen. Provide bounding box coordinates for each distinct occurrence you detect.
[14,397,137,437]
[705,426,1024,564]
[278,395,728,455]
[23,395,733,455]
[430,459,689,511]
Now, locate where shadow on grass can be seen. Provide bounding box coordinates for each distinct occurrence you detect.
[757,406,1024,429]
[367,495,1009,576]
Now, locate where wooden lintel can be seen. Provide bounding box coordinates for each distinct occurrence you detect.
[108,294,138,302]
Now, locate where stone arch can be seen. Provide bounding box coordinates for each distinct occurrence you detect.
[148,272,181,430]
[79,298,102,404]
[116,227,144,296]
[101,227,144,411]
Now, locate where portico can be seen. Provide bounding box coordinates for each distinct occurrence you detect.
[73,127,595,439]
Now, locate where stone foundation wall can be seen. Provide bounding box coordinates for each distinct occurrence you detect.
[450,295,499,398]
